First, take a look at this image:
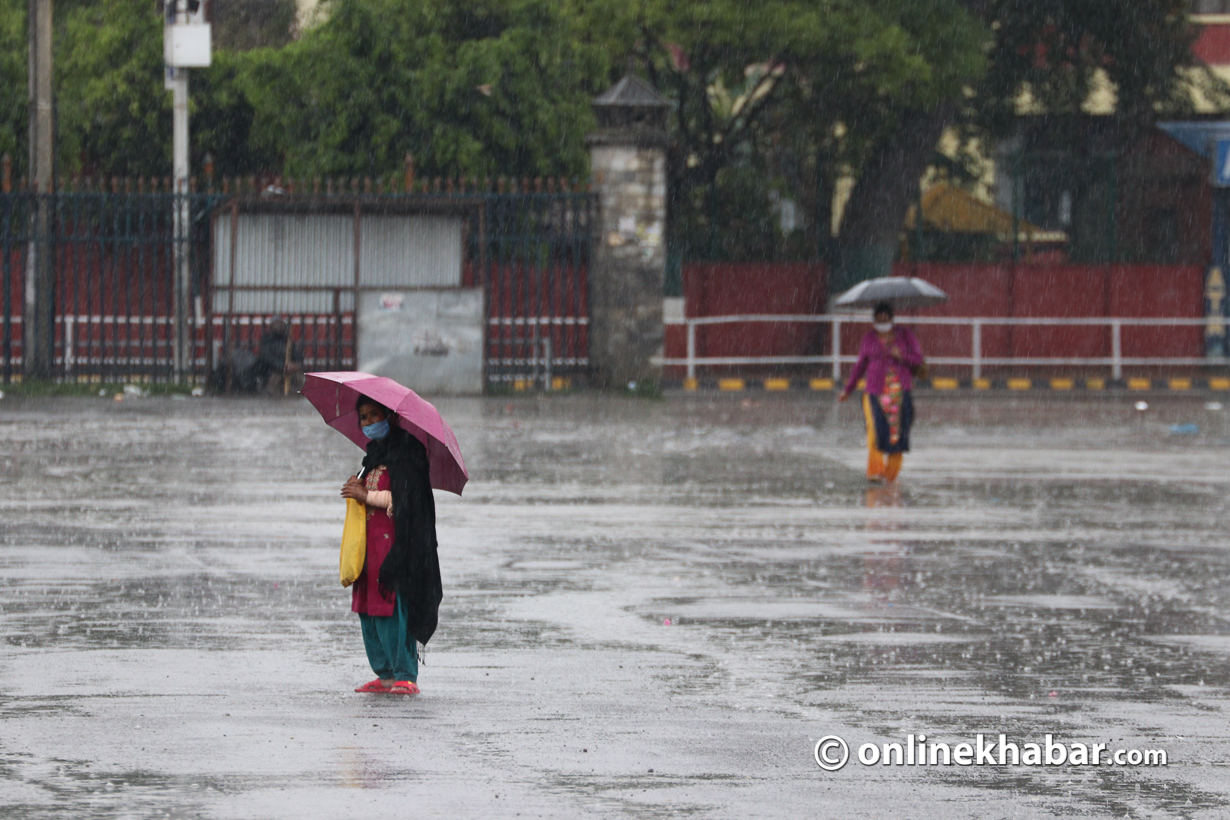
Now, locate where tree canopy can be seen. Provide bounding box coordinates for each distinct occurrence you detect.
[0,0,27,172]
[56,0,173,177]
[0,0,606,180]
[236,0,605,178]
[568,0,988,262]
[0,0,1222,281]
[979,0,1217,129]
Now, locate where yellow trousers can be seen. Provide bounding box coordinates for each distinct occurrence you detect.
[863,394,903,482]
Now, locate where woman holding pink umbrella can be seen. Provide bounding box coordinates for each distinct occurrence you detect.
[303,371,468,697]
[340,394,441,695]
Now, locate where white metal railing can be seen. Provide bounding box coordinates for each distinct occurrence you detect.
[57,314,178,372]
[485,339,590,388]
[487,317,589,388]
[662,314,1227,381]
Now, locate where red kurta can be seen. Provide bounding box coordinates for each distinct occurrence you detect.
[351,465,397,616]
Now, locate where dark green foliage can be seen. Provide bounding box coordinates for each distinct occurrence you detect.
[978,0,1218,132]
[0,0,605,180]
[237,0,606,179]
[192,52,280,176]
[56,0,170,177]
[0,0,1221,258]
[569,0,989,262]
[675,163,810,263]
[0,0,24,174]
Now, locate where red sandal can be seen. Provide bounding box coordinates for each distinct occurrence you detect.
[389,681,420,695]
[354,679,392,694]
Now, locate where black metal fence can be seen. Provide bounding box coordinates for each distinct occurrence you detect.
[1,185,220,385]
[481,189,594,388]
[2,177,595,391]
[1,192,26,385]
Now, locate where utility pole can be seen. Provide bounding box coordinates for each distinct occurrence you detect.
[165,0,209,381]
[171,0,191,382]
[26,0,54,379]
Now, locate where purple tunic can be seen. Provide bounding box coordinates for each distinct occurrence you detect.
[843,326,924,396]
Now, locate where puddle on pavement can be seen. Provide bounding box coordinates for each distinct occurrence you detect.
[3,395,1230,817]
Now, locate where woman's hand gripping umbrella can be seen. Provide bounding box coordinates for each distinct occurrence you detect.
[302,371,468,696]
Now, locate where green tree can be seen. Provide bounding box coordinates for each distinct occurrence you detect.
[830,0,1223,285]
[817,0,987,286]
[0,0,24,175]
[238,0,607,179]
[978,0,1218,130]
[570,0,1220,285]
[0,0,273,179]
[568,0,988,266]
[6,0,607,181]
[189,54,274,177]
[52,0,318,179]
[56,0,171,177]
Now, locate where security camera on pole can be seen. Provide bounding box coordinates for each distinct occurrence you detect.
[164,0,210,381]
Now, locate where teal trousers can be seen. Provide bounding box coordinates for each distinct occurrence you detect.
[358,596,418,682]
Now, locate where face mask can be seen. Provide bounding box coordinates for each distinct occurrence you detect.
[362,419,390,440]
[874,321,894,333]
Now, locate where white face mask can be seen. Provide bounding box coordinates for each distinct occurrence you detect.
[873,321,894,333]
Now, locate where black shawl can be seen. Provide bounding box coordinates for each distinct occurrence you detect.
[361,426,443,645]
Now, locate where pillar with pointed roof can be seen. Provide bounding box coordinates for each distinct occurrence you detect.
[587,75,670,389]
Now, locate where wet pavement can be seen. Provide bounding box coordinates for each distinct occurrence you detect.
[2,392,1230,818]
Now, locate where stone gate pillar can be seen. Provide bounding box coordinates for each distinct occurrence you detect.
[587,75,670,389]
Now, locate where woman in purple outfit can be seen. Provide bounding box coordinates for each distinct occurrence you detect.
[838,302,924,483]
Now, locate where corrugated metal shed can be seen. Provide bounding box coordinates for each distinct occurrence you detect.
[359,216,462,287]
[213,212,463,314]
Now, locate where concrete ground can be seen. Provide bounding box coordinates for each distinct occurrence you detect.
[2,391,1229,819]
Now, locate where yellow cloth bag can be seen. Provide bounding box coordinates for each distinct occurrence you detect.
[339,498,367,587]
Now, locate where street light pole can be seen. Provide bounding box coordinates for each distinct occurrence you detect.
[172,3,190,381]
[165,0,209,382]
[26,0,54,379]
[172,2,190,189]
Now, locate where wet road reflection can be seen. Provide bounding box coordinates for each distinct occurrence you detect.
[2,393,1229,818]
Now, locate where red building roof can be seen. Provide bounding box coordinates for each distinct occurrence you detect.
[1194,22,1230,66]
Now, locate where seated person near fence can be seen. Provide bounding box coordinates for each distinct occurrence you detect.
[252,316,304,392]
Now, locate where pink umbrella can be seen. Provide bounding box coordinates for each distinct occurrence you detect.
[301,371,468,496]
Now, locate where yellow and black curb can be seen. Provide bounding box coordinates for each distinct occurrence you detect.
[666,376,1230,393]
